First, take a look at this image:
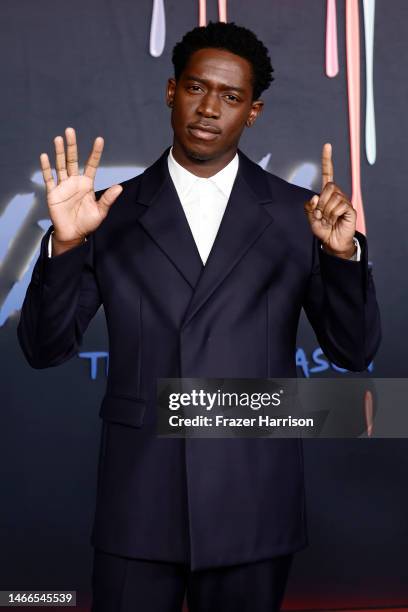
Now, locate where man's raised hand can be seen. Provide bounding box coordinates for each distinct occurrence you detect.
[304,143,357,259]
[40,127,122,248]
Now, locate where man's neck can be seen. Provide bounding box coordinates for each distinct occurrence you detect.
[171,142,238,178]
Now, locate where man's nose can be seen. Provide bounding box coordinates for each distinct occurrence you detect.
[196,93,220,119]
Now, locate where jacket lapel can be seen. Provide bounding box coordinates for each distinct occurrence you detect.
[181,150,275,328]
[136,148,275,326]
[137,149,204,289]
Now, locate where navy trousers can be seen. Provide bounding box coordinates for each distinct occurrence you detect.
[91,548,293,612]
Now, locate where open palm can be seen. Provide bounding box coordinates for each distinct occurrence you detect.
[40,127,122,243]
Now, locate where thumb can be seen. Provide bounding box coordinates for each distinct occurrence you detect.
[97,184,123,216]
[304,195,321,222]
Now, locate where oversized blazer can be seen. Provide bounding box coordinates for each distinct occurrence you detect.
[17,147,381,570]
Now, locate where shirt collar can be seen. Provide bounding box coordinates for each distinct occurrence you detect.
[167,146,239,200]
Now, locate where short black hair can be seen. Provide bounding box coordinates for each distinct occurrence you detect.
[172,22,274,101]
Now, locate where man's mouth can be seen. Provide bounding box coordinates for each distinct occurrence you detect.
[187,123,221,141]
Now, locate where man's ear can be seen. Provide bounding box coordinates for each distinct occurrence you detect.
[166,78,176,108]
[246,100,264,127]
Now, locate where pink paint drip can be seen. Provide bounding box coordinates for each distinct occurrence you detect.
[346,0,367,235]
[199,0,227,26]
[364,389,374,437]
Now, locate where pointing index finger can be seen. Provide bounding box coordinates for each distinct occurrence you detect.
[321,142,334,190]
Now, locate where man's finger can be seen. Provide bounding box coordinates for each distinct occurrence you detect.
[326,201,356,226]
[40,153,56,193]
[54,136,68,183]
[97,184,123,216]
[304,194,319,212]
[304,195,322,220]
[84,137,104,180]
[320,191,344,221]
[316,182,336,213]
[321,142,334,191]
[65,127,79,176]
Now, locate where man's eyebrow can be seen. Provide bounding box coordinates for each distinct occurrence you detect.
[183,75,246,93]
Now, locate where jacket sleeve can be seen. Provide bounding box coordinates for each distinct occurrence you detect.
[17,225,102,369]
[302,230,381,371]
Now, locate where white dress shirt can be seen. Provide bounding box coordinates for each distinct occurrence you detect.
[167,147,239,264]
[47,149,360,262]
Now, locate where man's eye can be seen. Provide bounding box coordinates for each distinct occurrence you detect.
[188,85,202,92]
[225,94,239,102]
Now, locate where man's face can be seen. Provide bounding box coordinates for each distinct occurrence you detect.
[166,48,263,165]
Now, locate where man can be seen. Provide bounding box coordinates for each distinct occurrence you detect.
[18,21,381,612]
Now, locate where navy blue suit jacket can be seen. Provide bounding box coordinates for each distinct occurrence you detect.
[17,148,381,570]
